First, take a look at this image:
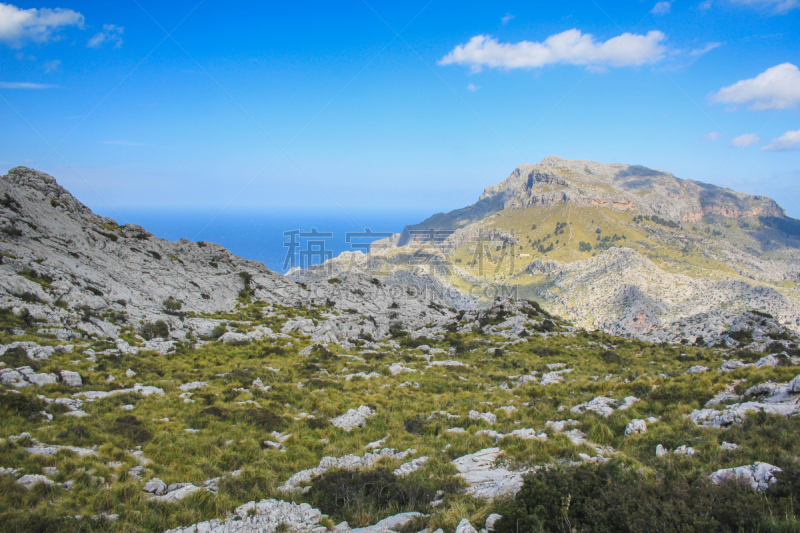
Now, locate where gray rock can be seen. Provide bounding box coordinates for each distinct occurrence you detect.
[149,484,200,503]
[393,456,428,476]
[452,447,526,499]
[16,474,54,488]
[351,512,424,533]
[455,519,478,533]
[330,405,375,431]
[469,411,497,425]
[60,370,82,387]
[165,498,325,533]
[711,462,782,491]
[625,419,647,436]
[279,448,414,492]
[143,477,167,495]
[485,514,503,533]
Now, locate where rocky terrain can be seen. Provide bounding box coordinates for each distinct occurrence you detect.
[1,166,800,533]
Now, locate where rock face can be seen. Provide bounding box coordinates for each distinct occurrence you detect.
[330,405,375,431]
[278,448,414,492]
[689,373,800,427]
[0,167,464,347]
[710,463,782,491]
[165,498,326,533]
[400,156,785,244]
[526,247,800,343]
[452,447,526,499]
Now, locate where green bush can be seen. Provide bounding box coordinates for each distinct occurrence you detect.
[494,461,781,533]
[163,297,182,311]
[113,415,152,445]
[141,320,169,340]
[308,467,436,526]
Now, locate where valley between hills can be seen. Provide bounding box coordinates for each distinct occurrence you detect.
[1,159,800,532]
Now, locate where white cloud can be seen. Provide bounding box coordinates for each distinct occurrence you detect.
[762,129,800,151]
[501,13,515,24]
[729,133,761,147]
[698,0,714,9]
[690,42,722,56]
[0,81,56,89]
[729,0,799,13]
[88,23,123,48]
[0,3,83,48]
[438,29,668,71]
[712,63,800,111]
[702,131,723,141]
[466,83,481,92]
[651,2,672,14]
[43,59,59,72]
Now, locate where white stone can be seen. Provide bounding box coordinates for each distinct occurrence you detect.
[625,419,647,436]
[330,405,374,431]
[60,370,82,387]
[711,462,782,491]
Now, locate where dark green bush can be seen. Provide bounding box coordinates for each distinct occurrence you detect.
[113,415,152,444]
[0,392,47,420]
[308,467,436,526]
[404,415,430,435]
[141,320,169,340]
[162,297,182,311]
[494,461,779,533]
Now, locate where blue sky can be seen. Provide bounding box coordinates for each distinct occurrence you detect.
[1,0,799,220]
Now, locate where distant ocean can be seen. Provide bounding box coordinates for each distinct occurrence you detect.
[111,208,432,274]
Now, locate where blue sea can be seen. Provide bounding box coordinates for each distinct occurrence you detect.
[111,208,431,274]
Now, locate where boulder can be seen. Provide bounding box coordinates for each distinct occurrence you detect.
[455,519,478,533]
[60,370,82,387]
[625,419,647,436]
[485,514,503,533]
[16,474,54,488]
[330,405,374,431]
[710,462,782,491]
[143,477,167,495]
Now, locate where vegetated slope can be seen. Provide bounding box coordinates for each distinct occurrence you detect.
[1,296,800,533]
[1,168,800,532]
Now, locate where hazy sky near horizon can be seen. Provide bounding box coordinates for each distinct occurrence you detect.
[1,0,799,220]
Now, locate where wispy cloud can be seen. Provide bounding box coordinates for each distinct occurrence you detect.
[711,62,800,110]
[651,2,672,14]
[0,3,84,48]
[702,131,723,141]
[762,129,800,151]
[88,24,123,48]
[729,133,760,147]
[43,59,60,72]
[438,29,668,72]
[501,13,515,24]
[0,81,57,89]
[466,83,481,92]
[690,42,722,56]
[729,0,799,13]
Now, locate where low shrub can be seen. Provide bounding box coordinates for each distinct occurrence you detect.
[494,460,788,533]
[113,415,152,444]
[141,320,169,340]
[307,467,436,526]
